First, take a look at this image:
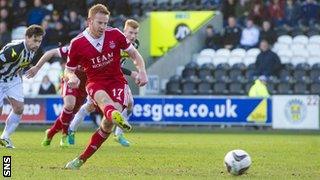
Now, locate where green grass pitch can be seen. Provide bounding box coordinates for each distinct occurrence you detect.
[1,130,319,179]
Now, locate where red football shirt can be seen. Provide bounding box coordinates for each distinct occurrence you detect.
[58,45,87,90]
[66,28,132,84]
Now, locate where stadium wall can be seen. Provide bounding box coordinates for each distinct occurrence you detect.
[0,95,318,130]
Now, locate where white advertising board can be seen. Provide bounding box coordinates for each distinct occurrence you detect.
[272,95,319,129]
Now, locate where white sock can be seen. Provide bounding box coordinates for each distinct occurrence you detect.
[69,105,90,132]
[1,111,22,139]
[114,108,132,136]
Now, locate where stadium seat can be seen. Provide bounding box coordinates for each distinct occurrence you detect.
[198,66,213,80]
[229,82,244,95]
[277,49,292,58]
[213,82,228,95]
[279,55,291,64]
[212,56,228,66]
[310,69,320,82]
[283,63,295,71]
[291,57,307,66]
[166,81,181,95]
[197,81,213,95]
[267,82,277,95]
[246,48,260,57]
[290,43,305,52]
[277,35,293,45]
[228,56,243,66]
[307,44,320,56]
[293,82,309,94]
[230,48,246,58]
[200,48,215,57]
[181,81,198,95]
[279,69,291,80]
[169,74,182,82]
[272,42,290,52]
[244,82,253,94]
[309,35,320,44]
[182,62,199,78]
[306,28,320,37]
[196,55,213,66]
[310,83,320,94]
[293,35,309,45]
[292,48,309,58]
[243,56,256,66]
[277,83,292,94]
[216,48,231,57]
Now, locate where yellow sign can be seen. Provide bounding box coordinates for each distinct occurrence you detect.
[247,99,268,123]
[150,11,214,57]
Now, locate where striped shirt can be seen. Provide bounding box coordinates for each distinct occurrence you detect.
[0,40,37,82]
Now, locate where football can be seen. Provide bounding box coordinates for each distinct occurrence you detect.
[224,149,251,176]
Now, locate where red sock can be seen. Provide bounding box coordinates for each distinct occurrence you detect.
[60,108,74,135]
[47,117,62,139]
[103,105,116,122]
[79,128,110,162]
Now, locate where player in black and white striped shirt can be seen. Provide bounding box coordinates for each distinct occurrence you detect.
[0,25,45,148]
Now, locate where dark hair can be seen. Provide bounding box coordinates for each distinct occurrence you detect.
[25,24,45,38]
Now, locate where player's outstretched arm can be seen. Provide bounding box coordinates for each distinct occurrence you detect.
[126,47,148,86]
[25,48,60,78]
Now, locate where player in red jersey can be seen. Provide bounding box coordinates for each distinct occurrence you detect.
[67,19,141,147]
[26,46,137,147]
[26,46,87,147]
[64,4,147,169]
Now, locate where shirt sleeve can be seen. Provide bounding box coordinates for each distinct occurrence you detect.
[0,45,18,65]
[58,46,69,60]
[66,41,79,70]
[116,29,132,51]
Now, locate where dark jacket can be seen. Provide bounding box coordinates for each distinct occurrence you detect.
[254,50,281,77]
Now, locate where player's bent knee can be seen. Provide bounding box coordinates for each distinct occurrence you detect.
[64,104,75,111]
[100,118,113,133]
[13,104,24,115]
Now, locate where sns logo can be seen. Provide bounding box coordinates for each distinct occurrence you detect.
[3,156,11,177]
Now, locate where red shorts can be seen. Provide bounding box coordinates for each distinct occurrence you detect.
[86,81,132,108]
[61,82,87,113]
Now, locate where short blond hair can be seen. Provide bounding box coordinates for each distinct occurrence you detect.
[124,19,140,29]
[88,4,110,18]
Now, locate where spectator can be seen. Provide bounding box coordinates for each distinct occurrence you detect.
[0,21,11,48]
[204,25,222,50]
[248,75,270,97]
[38,75,56,95]
[260,20,277,45]
[223,16,242,50]
[268,0,285,26]
[64,10,83,40]
[12,0,28,28]
[249,1,267,26]
[235,0,251,26]
[254,40,282,77]
[240,19,260,50]
[221,0,236,24]
[283,0,301,30]
[0,0,8,8]
[300,0,320,27]
[43,21,67,50]
[27,0,50,25]
[110,0,130,16]
[0,8,10,29]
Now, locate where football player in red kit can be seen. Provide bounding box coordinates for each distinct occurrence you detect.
[64,4,147,169]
